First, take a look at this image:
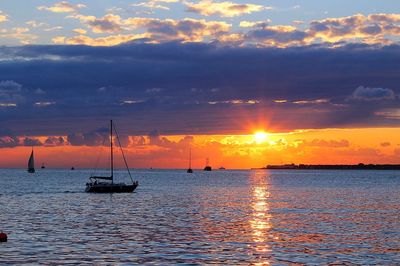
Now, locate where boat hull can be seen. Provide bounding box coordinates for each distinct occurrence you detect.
[85,182,138,193]
[27,168,35,173]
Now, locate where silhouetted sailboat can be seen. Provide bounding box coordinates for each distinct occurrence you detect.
[27,148,35,173]
[204,158,212,171]
[187,148,193,173]
[85,120,139,193]
[41,163,45,169]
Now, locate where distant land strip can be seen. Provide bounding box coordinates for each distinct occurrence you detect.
[252,163,400,170]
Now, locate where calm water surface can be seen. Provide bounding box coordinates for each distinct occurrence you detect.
[0,169,399,265]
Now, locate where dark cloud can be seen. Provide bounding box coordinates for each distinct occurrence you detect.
[0,136,19,148]
[67,126,132,147]
[22,137,42,146]
[0,80,24,104]
[44,136,65,146]
[67,128,109,146]
[0,42,400,136]
[380,142,391,147]
[83,14,123,33]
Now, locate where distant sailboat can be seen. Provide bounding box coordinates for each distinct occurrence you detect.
[71,167,75,170]
[27,148,35,173]
[85,120,139,193]
[41,163,45,169]
[187,148,193,173]
[204,158,212,171]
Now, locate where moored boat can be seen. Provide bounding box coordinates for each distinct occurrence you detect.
[204,158,212,171]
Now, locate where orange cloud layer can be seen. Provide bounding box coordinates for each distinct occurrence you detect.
[1,128,399,169]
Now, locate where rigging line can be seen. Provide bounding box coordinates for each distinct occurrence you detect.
[113,123,134,183]
[90,134,107,177]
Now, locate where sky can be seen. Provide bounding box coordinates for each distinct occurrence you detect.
[0,1,400,168]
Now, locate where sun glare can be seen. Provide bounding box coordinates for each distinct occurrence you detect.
[254,131,268,144]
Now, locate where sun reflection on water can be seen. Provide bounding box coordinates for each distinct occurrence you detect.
[250,171,273,264]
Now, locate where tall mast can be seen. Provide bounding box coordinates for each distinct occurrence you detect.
[110,119,113,182]
[189,148,192,169]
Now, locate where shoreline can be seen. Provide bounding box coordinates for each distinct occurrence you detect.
[253,164,400,170]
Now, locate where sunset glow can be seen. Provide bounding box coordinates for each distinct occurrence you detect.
[1,1,400,264]
[253,131,268,144]
[0,1,399,169]
[1,127,399,169]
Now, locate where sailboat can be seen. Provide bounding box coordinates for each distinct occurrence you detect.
[27,148,35,173]
[41,163,45,169]
[187,148,193,173]
[85,120,138,193]
[204,158,212,171]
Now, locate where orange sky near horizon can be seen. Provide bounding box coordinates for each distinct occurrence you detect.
[1,127,399,169]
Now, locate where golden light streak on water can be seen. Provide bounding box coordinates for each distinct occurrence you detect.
[250,171,273,263]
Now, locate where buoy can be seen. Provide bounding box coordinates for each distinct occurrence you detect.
[0,232,7,242]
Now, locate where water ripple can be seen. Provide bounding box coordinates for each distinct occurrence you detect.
[0,169,399,264]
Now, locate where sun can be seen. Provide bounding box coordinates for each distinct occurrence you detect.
[254,131,268,144]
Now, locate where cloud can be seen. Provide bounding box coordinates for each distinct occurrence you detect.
[60,12,400,47]
[375,109,400,119]
[0,80,24,105]
[37,1,86,13]
[132,0,179,10]
[44,26,63,32]
[292,99,329,105]
[70,14,123,34]
[242,13,400,47]
[146,88,164,93]
[350,86,396,101]
[35,88,46,94]
[0,43,400,135]
[239,20,271,28]
[72,28,87,35]
[64,15,231,44]
[67,128,108,146]
[23,137,42,146]
[185,0,269,17]
[0,27,37,44]
[208,99,260,105]
[44,136,66,146]
[52,33,151,46]
[137,18,231,42]
[67,127,132,147]
[303,139,350,148]
[305,13,400,46]
[26,20,46,28]
[0,136,19,148]
[0,11,9,23]
[146,131,193,150]
[245,25,308,47]
[35,101,56,107]
[0,136,65,147]
[380,142,391,147]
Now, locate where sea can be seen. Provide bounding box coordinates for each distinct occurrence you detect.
[0,169,399,265]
